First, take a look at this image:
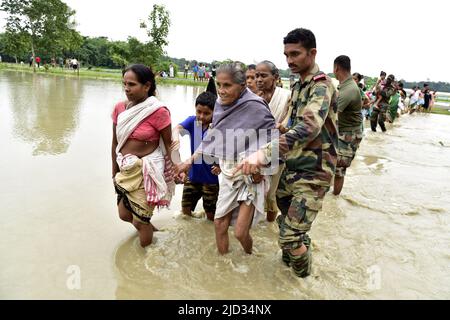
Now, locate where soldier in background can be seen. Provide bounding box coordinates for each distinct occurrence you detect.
[370,74,396,132]
[332,55,363,196]
[234,28,338,278]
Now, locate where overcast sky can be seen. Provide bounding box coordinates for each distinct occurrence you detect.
[1,0,449,82]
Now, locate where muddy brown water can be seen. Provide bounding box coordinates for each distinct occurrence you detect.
[0,71,449,299]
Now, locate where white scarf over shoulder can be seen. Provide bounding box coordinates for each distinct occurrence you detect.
[115,96,174,207]
[269,86,291,124]
[116,96,166,153]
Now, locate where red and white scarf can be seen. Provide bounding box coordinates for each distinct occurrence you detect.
[116,96,175,207]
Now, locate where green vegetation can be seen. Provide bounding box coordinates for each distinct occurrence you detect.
[430,107,450,116]
[1,0,81,71]
[0,1,173,74]
[0,62,122,80]
[0,62,208,87]
[402,81,450,93]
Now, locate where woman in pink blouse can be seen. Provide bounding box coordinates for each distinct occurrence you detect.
[111,64,175,247]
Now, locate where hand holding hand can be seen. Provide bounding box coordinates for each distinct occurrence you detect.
[232,150,265,176]
[177,160,192,175]
[170,138,180,151]
[175,172,187,184]
[251,172,263,184]
[211,165,221,176]
[276,122,288,134]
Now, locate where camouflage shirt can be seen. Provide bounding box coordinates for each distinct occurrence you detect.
[380,84,396,106]
[264,64,338,187]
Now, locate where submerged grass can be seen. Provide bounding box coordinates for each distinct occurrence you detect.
[2,63,447,113]
[0,63,208,87]
[430,107,450,116]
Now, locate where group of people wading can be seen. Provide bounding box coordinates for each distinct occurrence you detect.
[111,28,405,278]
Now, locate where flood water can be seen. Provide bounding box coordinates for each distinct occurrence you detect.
[0,71,449,299]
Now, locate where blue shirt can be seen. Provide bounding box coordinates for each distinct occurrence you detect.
[193,65,199,73]
[179,116,219,185]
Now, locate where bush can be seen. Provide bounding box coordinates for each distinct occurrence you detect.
[156,61,178,77]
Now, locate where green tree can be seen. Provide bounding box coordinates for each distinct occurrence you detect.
[109,40,131,68]
[127,36,150,66]
[1,0,81,70]
[69,36,112,67]
[138,4,171,69]
[365,77,377,91]
[57,29,83,56]
[158,58,178,75]
[0,31,29,63]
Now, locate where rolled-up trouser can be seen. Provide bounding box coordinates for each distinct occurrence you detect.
[336,129,363,178]
[265,163,285,214]
[276,175,329,251]
[370,105,388,132]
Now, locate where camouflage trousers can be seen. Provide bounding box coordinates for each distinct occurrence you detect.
[181,180,219,214]
[276,173,329,251]
[370,105,388,132]
[336,129,363,178]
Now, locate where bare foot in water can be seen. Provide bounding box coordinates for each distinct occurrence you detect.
[132,222,159,232]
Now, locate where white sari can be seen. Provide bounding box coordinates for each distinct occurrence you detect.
[115,96,175,207]
[265,87,291,215]
[269,86,291,124]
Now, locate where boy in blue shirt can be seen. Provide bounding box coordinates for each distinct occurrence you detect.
[172,91,220,221]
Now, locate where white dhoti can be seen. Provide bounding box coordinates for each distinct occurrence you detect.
[214,160,269,227]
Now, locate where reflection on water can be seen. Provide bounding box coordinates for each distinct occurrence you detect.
[6,72,84,155]
[0,71,449,299]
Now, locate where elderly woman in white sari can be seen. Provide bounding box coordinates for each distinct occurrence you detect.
[177,62,277,255]
[111,64,175,247]
[255,61,291,222]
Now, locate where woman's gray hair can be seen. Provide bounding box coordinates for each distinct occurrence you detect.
[217,61,247,85]
[257,60,279,77]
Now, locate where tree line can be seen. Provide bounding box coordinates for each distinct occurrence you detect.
[0,0,171,73]
[1,0,449,92]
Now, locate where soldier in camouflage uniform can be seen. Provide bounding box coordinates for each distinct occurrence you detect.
[370,74,396,132]
[234,28,338,278]
[332,55,363,196]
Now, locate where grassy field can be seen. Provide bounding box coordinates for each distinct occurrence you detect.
[430,107,450,116]
[1,62,449,116]
[0,62,208,87]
